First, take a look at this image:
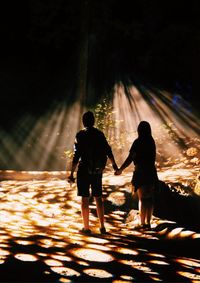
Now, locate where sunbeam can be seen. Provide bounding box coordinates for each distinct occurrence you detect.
[112,83,199,175]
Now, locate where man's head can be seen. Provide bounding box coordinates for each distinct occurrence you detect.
[82,111,95,128]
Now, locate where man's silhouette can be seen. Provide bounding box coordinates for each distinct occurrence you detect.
[68,111,118,234]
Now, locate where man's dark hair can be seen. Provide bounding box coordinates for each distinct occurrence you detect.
[82,111,95,127]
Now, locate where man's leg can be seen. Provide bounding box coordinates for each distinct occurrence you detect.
[81,197,90,230]
[95,196,105,229]
[92,174,106,233]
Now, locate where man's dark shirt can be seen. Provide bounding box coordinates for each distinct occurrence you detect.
[72,127,113,173]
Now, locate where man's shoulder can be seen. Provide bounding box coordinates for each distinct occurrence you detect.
[85,127,105,136]
[76,127,104,138]
[76,128,88,135]
[93,127,104,135]
[75,129,87,141]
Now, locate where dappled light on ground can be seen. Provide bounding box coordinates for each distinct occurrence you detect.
[83,268,113,278]
[15,254,38,262]
[0,171,200,281]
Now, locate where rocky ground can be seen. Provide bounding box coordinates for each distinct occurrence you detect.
[0,170,200,282]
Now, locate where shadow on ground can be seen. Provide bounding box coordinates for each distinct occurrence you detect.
[0,173,200,282]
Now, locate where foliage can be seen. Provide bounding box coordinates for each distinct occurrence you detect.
[94,97,131,149]
[94,98,114,135]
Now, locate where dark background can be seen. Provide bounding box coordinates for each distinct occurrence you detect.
[1,0,200,127]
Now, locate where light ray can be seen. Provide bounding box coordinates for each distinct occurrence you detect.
[112,83,200,169]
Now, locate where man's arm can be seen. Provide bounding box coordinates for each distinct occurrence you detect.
[68,135,80,182]
[103,137,118,171]
[68,160,77,182]
[109,153,118,171]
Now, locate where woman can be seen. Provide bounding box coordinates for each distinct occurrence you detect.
[115,121,158,230]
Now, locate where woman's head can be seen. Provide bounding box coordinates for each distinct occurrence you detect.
[137,121,152,137]
[82,111,95,127]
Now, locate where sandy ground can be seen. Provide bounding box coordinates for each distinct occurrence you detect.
[0,170,200,282]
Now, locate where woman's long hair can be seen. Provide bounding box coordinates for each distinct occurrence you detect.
[137,121,152,138]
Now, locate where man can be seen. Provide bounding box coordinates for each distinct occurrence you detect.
[68,111,118,235]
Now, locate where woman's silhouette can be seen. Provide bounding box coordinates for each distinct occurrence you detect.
[115,121,158,230]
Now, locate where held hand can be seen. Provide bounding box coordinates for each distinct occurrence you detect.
[68,175,75,183]
[114,168,122,175]
[112,163,118,171]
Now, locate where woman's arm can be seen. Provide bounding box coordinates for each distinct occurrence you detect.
[115,153,133,175]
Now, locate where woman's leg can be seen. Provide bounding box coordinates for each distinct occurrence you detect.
[146,197,154,225]
[137,188,146,225]
[138,186,154,226]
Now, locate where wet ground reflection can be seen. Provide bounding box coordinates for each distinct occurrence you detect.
[0,171,200,282]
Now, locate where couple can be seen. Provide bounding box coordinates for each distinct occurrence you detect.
[68,111,158,235]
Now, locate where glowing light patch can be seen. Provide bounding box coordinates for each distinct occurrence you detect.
[71,248,113,262]
[179,230,195,238]
[0,244,9,248]
[34,220,50,227]
[117,248,138,255]
[149,276,162,281]
[119,260,136,266]
[15,254,38,261]
[137,248,148,252]
[86,244,111,251]
[52,241,67,248]
[0,235,10,240]
[77,260,90,266]
[176,258,200,268]
[37,253,48,257]
[148,253,166,258]
[167,227,184,238]
[120,275,135,280]
[192,234,200,239]
[107,245,117,248]
[0,260,5,264]
[15,240,35,245]
[51,254,72,261]
[86,237,109,244]
[51,267,80,277]
[44,259,63,266]
[38,239,54,248]
[0,249,10,256]
[127,230,143,236]
[58,278,71,283]
[107,192,125,206]
[69,235,82,241]
[110,213,123,220]
[177,271,200,280]
[113,210,126,216]
[158,228,168,235]
[130,261,154,273]
[84,268,113,278]
[148,260,169,265]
